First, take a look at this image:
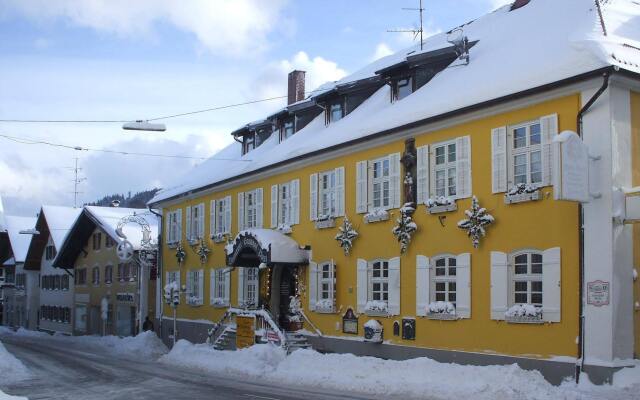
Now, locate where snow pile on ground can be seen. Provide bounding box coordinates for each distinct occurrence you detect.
[0,390,28,400]
[161,342,640,400]
[0,340,30,384]
[65,331,168,360]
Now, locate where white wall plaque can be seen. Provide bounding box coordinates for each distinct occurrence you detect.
[553,131,590,203]
[587,280,610,307]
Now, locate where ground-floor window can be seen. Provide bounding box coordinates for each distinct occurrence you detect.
[308,261,335,312]
[357,257,401,316]
[210,268,230,307]
[238,268,259,308]
[75,304,87,332]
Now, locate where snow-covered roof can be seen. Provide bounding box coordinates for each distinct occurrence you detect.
[150,0,640,205]
[3,257,15,267]
[227,229,310,265]
[84,206,159,250]
[4,216,37,263]
[0,195,6,233]
[41,206,83,250]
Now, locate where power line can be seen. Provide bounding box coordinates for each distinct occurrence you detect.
[0,133,250,162]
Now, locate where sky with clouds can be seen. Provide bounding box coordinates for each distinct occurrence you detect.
[0,0,510,217]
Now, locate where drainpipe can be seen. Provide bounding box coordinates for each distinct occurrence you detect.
[148,206,163,339]
[575,70,611,383]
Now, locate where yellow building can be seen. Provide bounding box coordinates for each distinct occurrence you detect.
[54,206,159,337]
[148,0,640,384]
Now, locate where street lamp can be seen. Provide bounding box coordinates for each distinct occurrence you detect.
[122,120,166,132]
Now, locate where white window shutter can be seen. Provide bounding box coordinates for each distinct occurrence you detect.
[330,259,336,312]
[308,261,318,311]
[175,271,181,291]
[237,268,245,307]
[310,173,318,221]
[542,247,561,322]
[540,114,558,187]
[198,203,205,239]
[186,271,193,300]
[165,211,171,244]
[490,251,509,320]
[291,179,300,225]
[491,127,508,193]
[210,200,217,237]
[270,184,279,228]
[255,188,263,228]
[416,146,429,205]
[176,209,182,243]
[224,268,231,306]
[335,167,345,217]
[224,196,232,234]
[456,136,472,199]
[198,269,204,305]
[185,206,192,241]
[356,161,368,214]
[416,255,430,317]
[367,162,374,211]
[429,147,436,198]
[389,153,401,209]
[237,192,245,231]
[388,257,401,315]
[455,253,471,319]
[209,269,216,305]
[356,259,368,313]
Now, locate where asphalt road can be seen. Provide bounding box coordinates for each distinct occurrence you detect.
[0,334,377,400]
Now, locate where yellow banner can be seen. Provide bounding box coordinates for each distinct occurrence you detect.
[236,315,255,349]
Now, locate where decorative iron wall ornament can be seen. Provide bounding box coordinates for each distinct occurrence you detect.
[457,196,495,248]
[194,238,211,264]
[335,216,358,256]
[175,242,186,264]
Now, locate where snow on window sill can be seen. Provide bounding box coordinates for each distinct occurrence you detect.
[505,315,544,324]
[210,298,229,308]
[427,312,458,320]
[276,224,293,235]
[504,304,543,324]
[364,301,389,316]
[211,233,228,243]
[425,197,457,214]
[314,300,335,313]
[504,184,542,204]
[364,209,390,224]
[315,217,336,229]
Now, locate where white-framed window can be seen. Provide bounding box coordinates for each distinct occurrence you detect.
[432,140,457,198]
[356,257,400,315]
[491,114,557,193]
[395,76,413,101]
[416,254,471,318]
[490,247,561,322]
[270,180,299,228]
[330,103,343,123]
[186,203,205,242]
[210,196,232,237]
[309,167,344,221]
[237,268,259,308]
[210,268,230,307]
[165,209,182,244]
[92,266,100,286]
[166,270,180,290]
[238,188,263,231]
[415,136,472,205]
[308,260,335,312]
[433,256,456,305]
[355,153,401,213]
[511,251,543,307]
[283,121,294,141]
[186,269,204,306]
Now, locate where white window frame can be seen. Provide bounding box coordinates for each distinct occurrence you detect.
[510,250,544,308]
[186,203,205,243]
[210,196,232,238]
[431,255,457,306]
[329,102,343,122]
[243,268,259,308]
[371,156,391,210]
[508,121,543,188]
[279,181,292,226]
[368,259,389,304]
[431,140,458,198]
[166,209,182,245]
[319,261,335,307]
[186,269,204,306]
[283,121,294,140]
[240,189,263,230]
[210,268,230,307]
[319,170,337,218]
[395,76,413,101]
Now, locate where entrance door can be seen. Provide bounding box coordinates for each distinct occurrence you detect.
[277,267,297,330]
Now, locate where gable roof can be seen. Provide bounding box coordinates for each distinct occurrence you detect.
[53,206,159,269]
[24,206,82,270]
[2,216,37,264]
[150,0,640,206]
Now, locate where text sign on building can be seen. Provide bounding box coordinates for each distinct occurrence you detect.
[587,280,610,307]
[553,131,590,203]
[235,315,256,349]
[116,293,135,303]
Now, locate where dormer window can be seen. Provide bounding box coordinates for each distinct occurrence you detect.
[395,77,413,101]
[245,135,255,154]
[330,103,343,122]
[283,121,294,140]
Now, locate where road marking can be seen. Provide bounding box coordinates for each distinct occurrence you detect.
[243,394,281,400]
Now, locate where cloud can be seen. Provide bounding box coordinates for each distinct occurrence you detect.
[252,51,347,103]
[371,43,394,62]
[1,0,289,57]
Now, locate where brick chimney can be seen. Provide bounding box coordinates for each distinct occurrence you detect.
[287,70,306,105]
[510,0,530,11]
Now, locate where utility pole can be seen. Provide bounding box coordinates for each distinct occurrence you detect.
[387,0,425,50]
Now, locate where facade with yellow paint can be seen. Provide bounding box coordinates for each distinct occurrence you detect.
[149,0,640,383]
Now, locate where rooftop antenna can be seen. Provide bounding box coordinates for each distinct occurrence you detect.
[387,0,425,51]
[65,156,86,208]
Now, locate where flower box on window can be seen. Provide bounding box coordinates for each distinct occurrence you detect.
[315,299,335,313]
[426,197,457,214]
[364,209,389,224]
[504,184,541,204]
[315,215,336,230]
[187,296,202,306]
[426,301,458,320]
[504,304,543,324]
[211,233,227,243]
[364,300,388,316]
[210,297,227,307]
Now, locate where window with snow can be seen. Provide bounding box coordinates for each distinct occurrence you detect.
[210,196,232,238]
[395,77,413,101]
[239,188,263,230]
[369,260,389,305]
[310,168,344,221]
[511,122,542,187]
[239,268,259,308]
[433,141,457,198]
[165,209,182,245]
[210,268,229,307]
[320,263,334,301]
[244,134,255,154]
[92,266,100,286]
[309,261,335,312]
[512,252,543,308]
[186,269,204,306]
[372,157,391,209]
[54,275,61,290]
[330,103,343,123]
[282,120,295,141]
[186,203,205,242]
[270,180,299,229]
[356,153,401,214]
[432,256,456,308]
[319,171,337,217]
